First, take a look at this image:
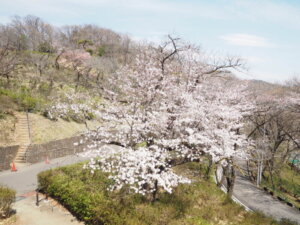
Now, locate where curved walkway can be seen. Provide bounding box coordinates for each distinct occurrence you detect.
[233,175,300,224]
[0,155,89,196]
[0,155,88,225]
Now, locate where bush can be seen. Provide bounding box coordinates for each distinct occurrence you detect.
[38,164,129,224]
[0,87,43,112]
[37,42,55,53]
[97,46,106,57]
[86,48,93,55]
[38,163,280,225]
[0,186,15,219]
[279,218,299,225]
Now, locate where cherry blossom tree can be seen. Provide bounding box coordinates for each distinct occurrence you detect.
[59,49,91,90]
[79,39,254,199]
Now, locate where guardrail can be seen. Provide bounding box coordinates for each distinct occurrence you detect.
[26,111,32,144]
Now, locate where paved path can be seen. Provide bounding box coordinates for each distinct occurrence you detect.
[0,155,89,196]
[0,155,88,225]
[233,175,300,224]
[14,195,83,225]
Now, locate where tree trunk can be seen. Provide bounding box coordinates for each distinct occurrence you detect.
[225,163,236,198]
[205,155,213,180]
[151,180,158,202]
[215,165,224,187]
[267,160,275,190]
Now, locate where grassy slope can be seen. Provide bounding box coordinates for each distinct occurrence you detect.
[0,215,17,225]
[38,162,284,225]
[0,114,17,147]
[261,164,300,208]
[29,113,101,144]
[0,112,101,146]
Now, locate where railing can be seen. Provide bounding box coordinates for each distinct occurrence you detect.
[26,111,32,144]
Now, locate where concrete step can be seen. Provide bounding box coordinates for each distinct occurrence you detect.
[15,156,26,160]
[14,162,30,168]
[15,113,31,150]
[18,145,28,148]
[15,157,26,162]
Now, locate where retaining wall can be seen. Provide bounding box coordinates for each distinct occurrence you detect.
[26,135,87,163]
[0,145,19,170]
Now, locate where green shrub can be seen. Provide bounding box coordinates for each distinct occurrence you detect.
[279,218,299,225]
[0,112,6,120]
[97,46,106,57]
[0,87,43,112]
[38,163,281,225]
[86,48,93,55]
[38,164,128,224]
[37,42,55,53]
[0,186,15,219]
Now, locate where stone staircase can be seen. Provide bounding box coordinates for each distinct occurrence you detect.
[14,112,31,166]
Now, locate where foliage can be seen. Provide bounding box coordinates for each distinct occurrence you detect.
[44,91,100,122]
[77,39,93,48]
[85,48,93,55]
[0,87,43,111]
[261,164,300,208]
[97,46,106,57]
[37,41,55,53]
[0,186,15,219]
[38,162,280,225]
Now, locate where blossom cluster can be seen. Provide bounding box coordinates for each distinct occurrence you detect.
[83,145,190,195]
[45,92,101,122]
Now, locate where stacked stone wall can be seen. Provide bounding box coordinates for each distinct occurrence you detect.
[0,145,19,170]
[26,136,86,163]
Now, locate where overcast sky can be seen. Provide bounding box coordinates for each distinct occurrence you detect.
[1,0,300,83]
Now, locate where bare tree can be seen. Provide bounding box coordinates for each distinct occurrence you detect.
[0,39,19,83]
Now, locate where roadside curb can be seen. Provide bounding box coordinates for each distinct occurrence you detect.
[262,186,300,212]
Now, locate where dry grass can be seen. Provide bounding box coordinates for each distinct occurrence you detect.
[0,112,101,146]
[0,115,17,147]
[29,113,101,144]
[0,215,17,225]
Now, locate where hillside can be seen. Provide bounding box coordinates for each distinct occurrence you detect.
[0,15,299,225]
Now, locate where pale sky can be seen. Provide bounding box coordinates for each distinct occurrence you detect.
[1,0,300,83]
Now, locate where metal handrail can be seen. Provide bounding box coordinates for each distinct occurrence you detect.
[26,111,32,144]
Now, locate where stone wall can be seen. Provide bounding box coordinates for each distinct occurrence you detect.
[0,145,19,170]
[26,135,87,163]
